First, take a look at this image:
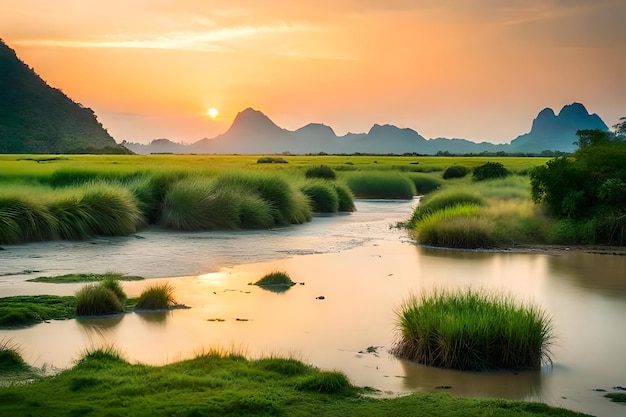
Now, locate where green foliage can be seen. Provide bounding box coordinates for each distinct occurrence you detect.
[334,182,355,212]
[75,281,126,316]
[0,295,76,326]
[392,289,554,371]
[408,188,486,228]
[530,133,626,244]
[0,348,586,416]
[256,157,288,164]
[305,165,336,180]
[343,171,416,199]
[0,338,27,370]
[443,165,470,180]
[300,180,339,213]
[404,172,443,194]
[295,371,353,394]
[473,162,510,181]
[135,283,177,310]
[27,272,144,283]
[412,204,498,249]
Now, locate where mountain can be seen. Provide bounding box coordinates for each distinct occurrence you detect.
[0,39,129,154]
[509,103,608,153]
[136,103,606,155]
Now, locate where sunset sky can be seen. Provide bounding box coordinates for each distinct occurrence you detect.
[2,0,625,144]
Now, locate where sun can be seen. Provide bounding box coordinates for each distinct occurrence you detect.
[207,107,219,118]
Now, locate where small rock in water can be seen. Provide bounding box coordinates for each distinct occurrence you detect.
[593,388,607,392]
[614,386,626,391]
[435,385,452,390]
[315,296,325,300]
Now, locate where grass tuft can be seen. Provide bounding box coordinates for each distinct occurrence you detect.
[0,338,27,370]
[253,271,296,287]
[300,180,339,213]
[75,281,125,316]
[392,288,554,371]
[295,371,353,394]
[135,283,177,310]
[343,172,416,199]
[305,165,336,180]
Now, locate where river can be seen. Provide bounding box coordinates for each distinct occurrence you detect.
[1,199,625,417]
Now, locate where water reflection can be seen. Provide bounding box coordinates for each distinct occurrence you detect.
[135,311,171,326]
[398,359,544,401]
[547,252,626,296]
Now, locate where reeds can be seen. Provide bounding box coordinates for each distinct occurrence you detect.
[343,172,416,199]
[135,283,177,310]
[0,338,27,370]
[392,289,554,371]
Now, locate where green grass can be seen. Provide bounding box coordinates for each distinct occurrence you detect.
[343,171,416,199]
[253,271,296,287]
[135,283,177,310]
[392,289,554,371]
[0,338,27,370]
[0,295,76,326]
[605,392,626,403]
[27,272,144,283]
[0,347,586,416]
[408,188,486,228]
[300,180,339,213]
[305,164,336,180]
[75,281,126,317]
[404,172,443,195]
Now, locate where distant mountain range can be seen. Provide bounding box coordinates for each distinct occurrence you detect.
[0,39,129,154]
[0,39,609,156]
[125,103,609,155]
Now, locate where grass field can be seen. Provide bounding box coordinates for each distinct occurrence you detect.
[0,347,588,417]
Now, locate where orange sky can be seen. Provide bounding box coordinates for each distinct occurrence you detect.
[2,0,625,144]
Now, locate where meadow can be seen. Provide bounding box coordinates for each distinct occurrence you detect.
[0,154,550,246]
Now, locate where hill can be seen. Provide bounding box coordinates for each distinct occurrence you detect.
[128,104,608,155]
[0,39,129,154]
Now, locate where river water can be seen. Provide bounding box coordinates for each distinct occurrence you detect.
[1,199,625,417]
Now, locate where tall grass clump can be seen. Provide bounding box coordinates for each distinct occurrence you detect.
[0,188,58,244]
[343,172,416,199]
[413,204,498,249]
[0,338,27,370]
[305,165,336,180]
[214,171,312,225]
[295,371,353,394]
[404,173,443,195]
[48,169,140,188]
[472,176,531,201]
[47,181,143,240]
[75,280,126,316]
[334,182,355,212]
[135,283,177,310]
[407,188,486,228]
[300,180,339,213]
[253,271,296,287]
[392,289,554,371]
[160,177,240,230]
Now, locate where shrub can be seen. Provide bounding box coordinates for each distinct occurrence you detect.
[392,289,554,371]
[404,173,443,195]
[300,180,339,213]
[135,283,177,310]
[344,172,416,199]
[473,162,510,181]
[0,191,57,244]
[75,283,124,316]
[256,157,288,164]
[305,165,336,180]
[443,165,470,180]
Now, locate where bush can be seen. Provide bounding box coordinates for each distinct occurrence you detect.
[392,289,554,371]
[305,165,336,180]
[253,271,295,287]
[344,172,416,199]
[442,165,470,180]
[135,283,177,310]
[256,157,288,164]
[334,182,355,212]
[473,162,510,181]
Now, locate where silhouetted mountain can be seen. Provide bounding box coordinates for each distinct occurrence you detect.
[0,39,129,154]
[122,138,186,154]
[131,104,610,156]
[509,103,608,153]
